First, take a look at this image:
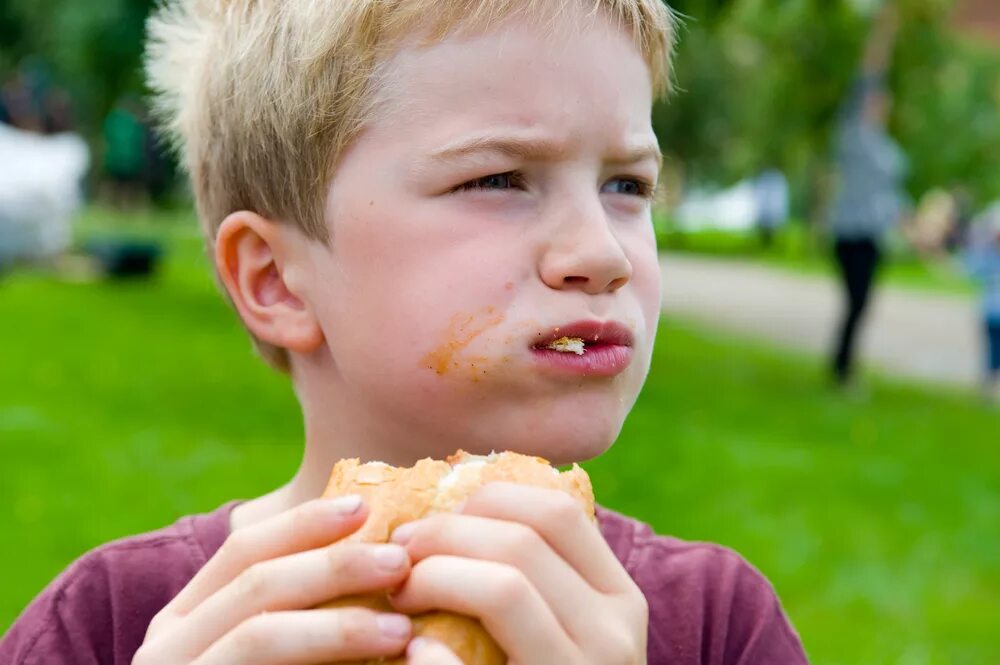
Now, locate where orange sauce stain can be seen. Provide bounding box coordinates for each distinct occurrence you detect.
[421,308,506,376]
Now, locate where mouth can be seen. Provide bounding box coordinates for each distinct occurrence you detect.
[529,320,636,377]
[531,320,636,353]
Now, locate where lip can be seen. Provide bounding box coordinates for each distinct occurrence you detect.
[531,320,635,377]
[532,320,635,349]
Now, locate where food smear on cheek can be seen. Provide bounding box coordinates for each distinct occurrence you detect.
[421,307,506,377]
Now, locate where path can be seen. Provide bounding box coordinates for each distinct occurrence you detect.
[660,253,981,388]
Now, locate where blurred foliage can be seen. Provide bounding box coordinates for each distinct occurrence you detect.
[2,0,1000,215]
[0,0,156,131]
[658,0,1000,217]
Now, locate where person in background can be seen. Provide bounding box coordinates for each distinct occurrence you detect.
[102,95,149,209]
[827,3,909,389]
[0,71,43,133]
[754,168,789,249]
[964,206,1000,404]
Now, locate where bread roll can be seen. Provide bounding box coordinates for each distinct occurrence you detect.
[319,450,595,665]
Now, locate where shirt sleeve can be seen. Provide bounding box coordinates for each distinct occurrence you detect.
[721,554,809,665]
[628,533,809,665]
[1,508,224,665]
[0,554,112,665]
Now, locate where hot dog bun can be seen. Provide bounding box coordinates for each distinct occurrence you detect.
[319,450,595,665]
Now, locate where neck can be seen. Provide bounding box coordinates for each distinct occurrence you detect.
[230,349,427,531]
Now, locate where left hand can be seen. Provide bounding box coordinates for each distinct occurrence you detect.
[388,482,649,664]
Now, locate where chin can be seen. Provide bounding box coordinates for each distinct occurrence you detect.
[465,397,628,466]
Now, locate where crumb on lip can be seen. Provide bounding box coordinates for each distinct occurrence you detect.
[546,336,586,355]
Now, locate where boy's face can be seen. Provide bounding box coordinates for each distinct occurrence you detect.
[300,11,662,465]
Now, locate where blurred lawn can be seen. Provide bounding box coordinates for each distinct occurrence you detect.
[1,209,998,663]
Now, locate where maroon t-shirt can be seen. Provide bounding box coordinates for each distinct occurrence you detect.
[1,502,808,664]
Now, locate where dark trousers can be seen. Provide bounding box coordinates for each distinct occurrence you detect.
[832,238,881,383]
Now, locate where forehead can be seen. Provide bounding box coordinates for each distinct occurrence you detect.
[369,9,654,145]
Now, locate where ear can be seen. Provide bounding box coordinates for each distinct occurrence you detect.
[214,211,324,355]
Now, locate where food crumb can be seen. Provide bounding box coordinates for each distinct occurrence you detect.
[547,337,585,355]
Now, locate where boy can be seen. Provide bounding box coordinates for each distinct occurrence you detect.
[1,1,808,663]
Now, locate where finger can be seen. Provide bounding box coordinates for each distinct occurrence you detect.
[392,513,597,639]
[167,496,367,616]
[390,556,576,664]
[407,637,465,665]
[459,483,632,593]
[192,609,411,665]
[165,542,410,658]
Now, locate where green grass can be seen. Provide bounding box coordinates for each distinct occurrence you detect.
[2,209,997,663]
[655,220,977,296]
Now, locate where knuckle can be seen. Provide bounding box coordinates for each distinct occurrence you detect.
[131,644,154,665]
[631,590,650,623]
[332,608,376,647]
[325,543,364,581]
[505,524,541,563]
[230,614,277,656]
[234,561,273,601]
[594,628,641,665]
[144,608,175,638]
[424,514,451,538]
[545,493,583,524]
[623,585,649,625]
[217,530,251,564]
[410,515,452,553]
[487,567,531,612]
[290,499,326,533]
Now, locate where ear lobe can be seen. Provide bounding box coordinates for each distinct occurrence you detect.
[215,211,325,355]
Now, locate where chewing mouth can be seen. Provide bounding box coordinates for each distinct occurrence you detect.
[546,337,587,355]
[533,322,634,356]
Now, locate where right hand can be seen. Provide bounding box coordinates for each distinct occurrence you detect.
[133,496,415,664]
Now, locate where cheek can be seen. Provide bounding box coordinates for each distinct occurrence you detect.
[320,208,526,387]
[419,305,508,380]
[625,229,662,336]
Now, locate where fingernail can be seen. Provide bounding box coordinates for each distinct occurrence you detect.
[373,545,408,572]
[390,522,418,545]
[377,613,411,639]
[407,637,432,657]
[328,495,363,515]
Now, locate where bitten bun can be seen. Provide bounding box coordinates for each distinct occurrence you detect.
[319,450,595,665]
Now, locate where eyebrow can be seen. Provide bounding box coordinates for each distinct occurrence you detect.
[428,134,663,170]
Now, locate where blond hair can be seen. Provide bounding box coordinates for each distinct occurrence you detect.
[145,0,677,372]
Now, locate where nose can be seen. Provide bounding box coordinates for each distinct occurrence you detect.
[538,197,633,295]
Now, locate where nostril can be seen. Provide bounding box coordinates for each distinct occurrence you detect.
[608,276,628,291]
[564,276,588,285]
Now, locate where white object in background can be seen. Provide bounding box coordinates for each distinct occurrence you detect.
[674,179,761,232]
[0,124,90,263]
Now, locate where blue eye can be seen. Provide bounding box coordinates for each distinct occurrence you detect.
[457,172,523,191]
[603,178,653,198]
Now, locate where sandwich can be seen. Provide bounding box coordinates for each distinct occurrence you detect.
[320,450,595,664]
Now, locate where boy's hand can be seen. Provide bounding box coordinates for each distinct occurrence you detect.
[389,483,649,665]
[133,496,414,665]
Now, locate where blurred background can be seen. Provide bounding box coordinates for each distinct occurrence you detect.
[1,0,998,662]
